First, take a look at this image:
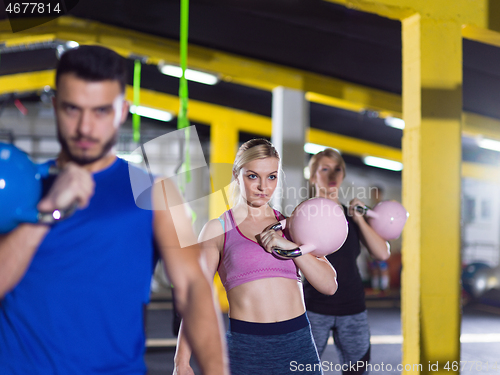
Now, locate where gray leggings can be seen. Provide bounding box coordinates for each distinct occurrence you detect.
[307,310,370,374]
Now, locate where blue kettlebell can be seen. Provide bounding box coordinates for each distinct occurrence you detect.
[0,142,73,234]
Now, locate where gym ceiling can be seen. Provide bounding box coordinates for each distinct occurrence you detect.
[1,0,500,171]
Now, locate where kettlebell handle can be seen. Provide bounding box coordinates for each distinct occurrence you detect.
[268,219,303,259]
[36,164,78,225]
[38,202,79,225]
[354,205,369,215]
[354,205,379,219]
[269,220,286,232]
[273,247,302,258]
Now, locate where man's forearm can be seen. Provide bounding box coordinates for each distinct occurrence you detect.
[177,278,228,375]
[0,224,49,298]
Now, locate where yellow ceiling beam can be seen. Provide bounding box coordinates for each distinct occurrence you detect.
[462,24,500,48]
[0,16,402,117]
[124,89,401,161]
[323,0,415,21]
[307,128,402,162]
[462,162,500,184]
[306,92,367,114]
[0,70,55,95]
[324,0,488,26]
[306,92,401,119]
[124,86,272,137]
[462,112,500,141]
[1,33,57,47]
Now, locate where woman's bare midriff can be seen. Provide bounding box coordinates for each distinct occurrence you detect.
[226,277,305,323]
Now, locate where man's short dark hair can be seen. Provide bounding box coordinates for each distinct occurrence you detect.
[56,45,127,93]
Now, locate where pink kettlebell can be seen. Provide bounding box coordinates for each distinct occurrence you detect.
[356,200,408,240]
[271,197,348,259]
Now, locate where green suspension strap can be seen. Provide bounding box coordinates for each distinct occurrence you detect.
[178,0,190,132]
[177,0,196,223]
[177,0,191,188]
[133,59,141,143]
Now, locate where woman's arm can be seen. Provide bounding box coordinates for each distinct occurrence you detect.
[173,218,226,375]
[259,227,337,295]
[348,198,391,261]
[293,254,337,295]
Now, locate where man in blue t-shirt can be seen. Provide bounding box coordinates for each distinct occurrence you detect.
[0,45,228,375]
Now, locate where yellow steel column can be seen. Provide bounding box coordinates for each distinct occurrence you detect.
[209,120,238,220]
[420,17,462,373]
[209,120,238,313]
[400,13,422,373]
[402,15,462,375]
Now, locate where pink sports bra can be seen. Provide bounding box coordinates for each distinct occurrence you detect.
[217,209,300,291]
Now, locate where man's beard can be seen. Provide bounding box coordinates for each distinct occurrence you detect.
[57,128,118,166]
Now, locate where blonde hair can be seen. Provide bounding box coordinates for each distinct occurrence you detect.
[308,148,346,197]
[231,139,280,205]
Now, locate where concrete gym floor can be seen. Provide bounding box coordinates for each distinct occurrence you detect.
[144,295,500,375]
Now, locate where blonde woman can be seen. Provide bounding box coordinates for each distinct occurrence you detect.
[173,139,337,375]
[303,148,390,374]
